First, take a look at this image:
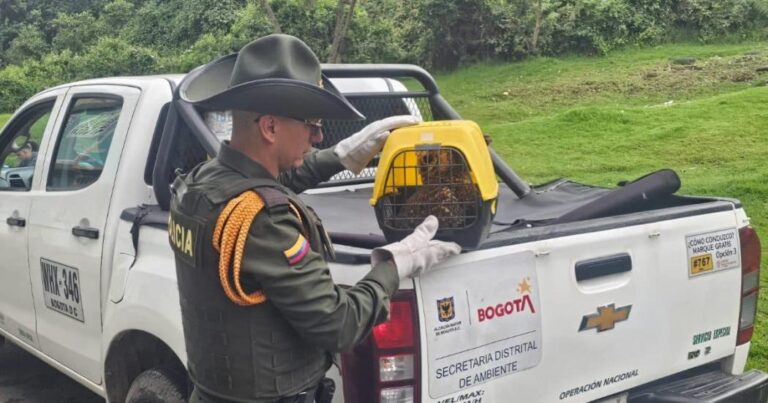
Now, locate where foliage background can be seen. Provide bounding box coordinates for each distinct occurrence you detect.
[0,0,767,111]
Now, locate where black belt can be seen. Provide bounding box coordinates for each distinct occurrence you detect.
[190,385,318,403]
[275,386,317,403]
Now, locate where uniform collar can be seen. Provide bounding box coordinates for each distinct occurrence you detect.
[216,141,276,180]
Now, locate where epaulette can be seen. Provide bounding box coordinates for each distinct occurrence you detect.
[253,187,289,210]
[212,188,303,307]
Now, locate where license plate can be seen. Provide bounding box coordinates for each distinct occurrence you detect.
[690,254,714,275]
[40,258,84,322]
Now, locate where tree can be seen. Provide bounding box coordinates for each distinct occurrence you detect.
[328,0,357,63]
[259,0,282,33]
[5,25,49,65]
[101,0,135,32]
[531,0,544,53]
[52,12,102,53]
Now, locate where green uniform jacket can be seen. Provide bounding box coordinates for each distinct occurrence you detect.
[170,143,399,401]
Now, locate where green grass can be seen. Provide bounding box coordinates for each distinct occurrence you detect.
[437,42,768,371]
[0,114,9,127]
[438,42,768,125]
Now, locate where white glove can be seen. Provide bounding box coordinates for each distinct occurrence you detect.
[334,115,421,174]
[372,216,462,279]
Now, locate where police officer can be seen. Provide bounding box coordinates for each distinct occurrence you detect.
[170,34,461,403]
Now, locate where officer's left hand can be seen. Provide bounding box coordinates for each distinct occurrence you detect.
[372,215,461,279]
[334,115,421,174]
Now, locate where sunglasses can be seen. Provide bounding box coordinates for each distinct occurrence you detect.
[255,115,323,137]
[292,117,323,137]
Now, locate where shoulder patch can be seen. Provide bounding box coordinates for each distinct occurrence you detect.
[255,187,289,209]
[284,234,310,265]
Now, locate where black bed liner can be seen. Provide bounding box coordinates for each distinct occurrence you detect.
[301,177,733,250]
[300,180,612,238]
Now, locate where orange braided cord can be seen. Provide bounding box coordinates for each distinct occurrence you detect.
[213,192,247,253]
[213,191,267,306]
[232,193,267,304]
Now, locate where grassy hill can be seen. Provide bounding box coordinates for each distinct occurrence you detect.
[1,41,767,370]
[437,42,768,370]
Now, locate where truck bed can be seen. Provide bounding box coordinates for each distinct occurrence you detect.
[303,178,730,250]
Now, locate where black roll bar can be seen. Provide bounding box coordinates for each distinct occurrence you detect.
[320,63,441,93]
[321,64,532,198]
[169,63,532,200]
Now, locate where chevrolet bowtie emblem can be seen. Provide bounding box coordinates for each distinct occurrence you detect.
[579,304,632,332]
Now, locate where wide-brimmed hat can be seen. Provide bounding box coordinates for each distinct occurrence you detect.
[179,34,364,120]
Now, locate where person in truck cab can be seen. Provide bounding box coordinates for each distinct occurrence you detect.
[169,34,461,403]
[14,140,38,167]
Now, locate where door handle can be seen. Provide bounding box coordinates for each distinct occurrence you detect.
[575,253,632,281]
[72,226,99,239]
[6,217,26,227]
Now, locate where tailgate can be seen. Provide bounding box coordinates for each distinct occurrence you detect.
[416,208,744,402]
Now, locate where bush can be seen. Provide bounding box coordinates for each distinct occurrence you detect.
[73,37,159,78]
[1,0,768,102]
[230,2,274,49]
[4,24,49,65]
[161,33,238,73]
[485,1,545,60]
[673,0,768,42]
[51,12,102,53]
[548,0,635,55]
[0,65,37,112]
[121,0,247,51]
[415,0,500,69]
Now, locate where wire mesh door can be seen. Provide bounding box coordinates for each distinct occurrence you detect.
[378,146,481,230]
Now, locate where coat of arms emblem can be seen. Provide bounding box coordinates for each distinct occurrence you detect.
[437,297,455,322]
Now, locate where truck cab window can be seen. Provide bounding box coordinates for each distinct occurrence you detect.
[0,102,53,190]
[48,97,123,191]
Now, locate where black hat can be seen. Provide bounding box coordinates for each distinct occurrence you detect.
[179,34,364,120]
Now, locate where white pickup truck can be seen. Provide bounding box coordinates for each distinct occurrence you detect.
[0,64,766,403]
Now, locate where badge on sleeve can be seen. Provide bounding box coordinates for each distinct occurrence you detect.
[284,234,310,265]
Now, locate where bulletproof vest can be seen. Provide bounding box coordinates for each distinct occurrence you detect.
[169,170,333,401]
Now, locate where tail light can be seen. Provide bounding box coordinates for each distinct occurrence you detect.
[342,290,421,403]
[737,226,761,345]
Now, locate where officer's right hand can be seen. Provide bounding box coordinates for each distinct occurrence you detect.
[371,216,462,279]
[334,115,420,174]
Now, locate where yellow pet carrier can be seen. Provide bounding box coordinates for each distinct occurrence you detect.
[370,120,498,249]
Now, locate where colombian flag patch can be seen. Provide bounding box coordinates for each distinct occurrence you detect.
[284,234,309,265]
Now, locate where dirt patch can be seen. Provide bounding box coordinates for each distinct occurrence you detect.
[549,50,768,102]
[638,52,768,90]
[460,47,768,124]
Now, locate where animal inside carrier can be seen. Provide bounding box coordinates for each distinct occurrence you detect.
[370,120,498,249]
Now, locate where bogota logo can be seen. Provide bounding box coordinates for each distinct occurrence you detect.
[437,297,455,322]
[476,277,537,323]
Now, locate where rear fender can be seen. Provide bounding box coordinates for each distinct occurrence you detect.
[102,258,187,402]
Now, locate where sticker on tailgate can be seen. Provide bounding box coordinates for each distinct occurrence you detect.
[419,251,541,398]
[685,228,740,277]
[40,258,84,322]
